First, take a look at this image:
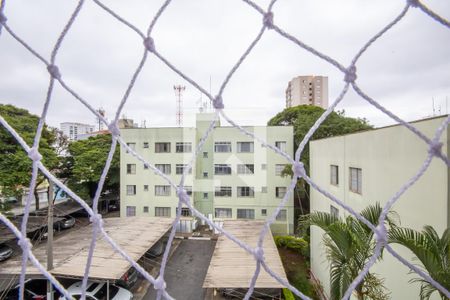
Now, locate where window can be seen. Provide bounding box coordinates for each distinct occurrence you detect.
[275,141,287,152]
[155,164,171,175]
[276,209,287,221]
[155,207,171,217]
[143,206,149,213]
[237,209,255,219]
[155,185,171,196]
[126,185,136,195]
[203,172,208,178]
[126,164,136,174]
[276,187,287,198]
[261,209,267,216]
[237,142,254,153]
[214,164,232,175]
[144,164,149,170]
[349,167,362,194]
[275,164,286,176]
[203,152,208,158]
[330,205,339,219]
[261,186,267,193]
[143,185,149,192]
[215,208,232,218]
[143,142,149,148]
[185,186,192,196]
[330,165,339,185]
[214,141,231,153]
[176,142,192,153]
[215,186,232,197]
[126,143,136,153]
[237,164,254,175]
[237,187,254,197]
[126,206,136,217]
[261,164,267,170]
[180,207,191,217]
[176,164,191,175]
[203,192,208,199]
[155,142,170,153]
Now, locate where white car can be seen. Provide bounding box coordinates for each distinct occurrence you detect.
[59,281,133,300]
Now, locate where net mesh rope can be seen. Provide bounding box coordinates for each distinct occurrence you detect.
[0,0,449,299]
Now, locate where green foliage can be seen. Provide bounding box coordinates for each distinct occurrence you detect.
[64,134,119,200]
[283,288,295,300]
[389,226,450,300]
[0,104,58,203]
[275,235,310,258]
[302,203,395,300]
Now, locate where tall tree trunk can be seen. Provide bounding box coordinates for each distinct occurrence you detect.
[33,189,40,210]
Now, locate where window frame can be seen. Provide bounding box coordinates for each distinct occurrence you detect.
[275,187,287,198]
[155,207,171,217]
[215,208,232,218]
[237,141,254,153]
[175,142,192,153]
[155,164,171,175]
[237,186,255,198]
[214,141,232,153]
[237,209,255,219]
[155,185,171,196]
[215,186,232,197]
[214,164,232,175]
[237,164,254,175]
[126,164,136,175]
[126,185,136,195]
[330,165,339,186]
[155,142,171,153]
[349,167,362,194]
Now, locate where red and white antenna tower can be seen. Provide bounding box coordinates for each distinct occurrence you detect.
[173,85,185,126]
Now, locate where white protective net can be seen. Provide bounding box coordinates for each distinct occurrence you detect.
[0,0,449,299]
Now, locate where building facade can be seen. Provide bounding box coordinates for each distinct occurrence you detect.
[120,113,295,234]
[60,122,95,141]
[285,75,328,109]
[309,116,449,299]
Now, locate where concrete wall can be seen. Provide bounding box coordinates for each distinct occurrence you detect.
[120,113,295,234]
[309,116,448,299]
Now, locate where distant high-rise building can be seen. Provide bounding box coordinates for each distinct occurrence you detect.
[60,122,95,141]
[285,75,328,109]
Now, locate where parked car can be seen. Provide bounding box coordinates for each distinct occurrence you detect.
[59,281,133,300]
[54,216,76,230]
[4,279,61,299]
[117,267,138,289]
[0,243,13,262]
[144,240,166,258]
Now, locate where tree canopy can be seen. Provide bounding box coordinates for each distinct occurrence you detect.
[64,134,120,201]
[0,104,58,206]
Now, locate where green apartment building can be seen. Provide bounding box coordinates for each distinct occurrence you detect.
[120,113,295,234]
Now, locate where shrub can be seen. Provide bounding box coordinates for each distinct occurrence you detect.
[283,288,295,300]
[274,236,310,258]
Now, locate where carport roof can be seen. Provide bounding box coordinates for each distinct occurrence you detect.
[203,220,288,289]
[0,217,172,281]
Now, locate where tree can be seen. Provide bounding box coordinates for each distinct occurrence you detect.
[389,226,450,300]
[301,203,398,300]
[63,134,119,201]
[268,105,372,216]
[0,104,59,210]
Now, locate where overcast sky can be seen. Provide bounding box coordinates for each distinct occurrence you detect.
[0,0,449,130]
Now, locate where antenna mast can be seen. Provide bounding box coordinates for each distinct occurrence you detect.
[174,85,185,127]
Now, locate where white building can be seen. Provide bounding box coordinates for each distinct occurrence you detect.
[120,113,295,234]
[60,122,95,141]
[309,116,449,299]
[285,75,328,109]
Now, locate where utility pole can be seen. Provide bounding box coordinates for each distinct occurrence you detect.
[47,181,54,300]
[174,85,185,127]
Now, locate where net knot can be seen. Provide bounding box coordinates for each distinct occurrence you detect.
[253,247,265,261]
[263,12,274,29]
[28,147,42,162]
[0,11,7,24]
[176,187,190,204]
[153,276,166,290]
[407,0,420,8]
[17,237,32,252]
[213,95,224,109]
[90,213,103,227]
[428,141,443,157]
[143,37,155,53]
[108,121,120,137]
[375,223,388,246]
[292,161,305,178]
[344,65,357,83]
[47,64,61,80]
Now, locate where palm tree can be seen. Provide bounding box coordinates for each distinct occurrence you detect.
[388,225,450,300]
[302,203,397,300]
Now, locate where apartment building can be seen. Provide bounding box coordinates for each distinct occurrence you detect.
[309,116,449,299]
[60,122,95,141]
[120,113,295,234]
[285,75,328,109]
